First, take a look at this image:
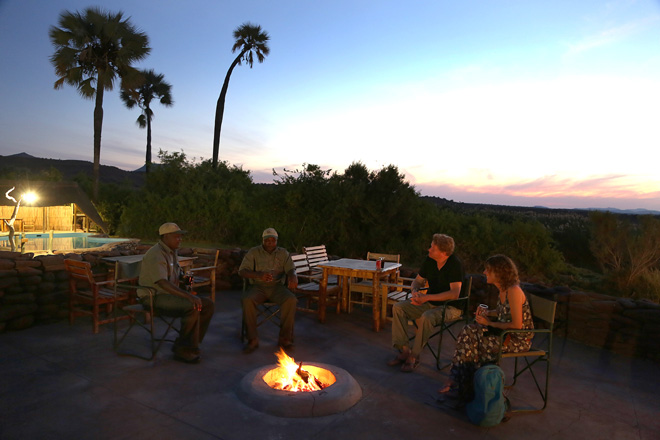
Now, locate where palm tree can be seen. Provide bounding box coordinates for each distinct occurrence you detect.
[120,69,173,173]
[212,22,270,167]
[49,7,150,200]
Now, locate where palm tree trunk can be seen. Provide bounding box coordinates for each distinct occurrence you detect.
[146,112,152,173]
[212,50,247,168]
[92,75,105,201]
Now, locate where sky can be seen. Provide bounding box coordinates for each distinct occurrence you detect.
[1,0,660,211]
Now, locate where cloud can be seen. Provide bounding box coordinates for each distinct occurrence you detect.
[565,14,660,56]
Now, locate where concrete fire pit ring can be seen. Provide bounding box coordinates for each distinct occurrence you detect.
[237,362,362,418]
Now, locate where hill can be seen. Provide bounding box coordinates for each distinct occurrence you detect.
[420,196,660,217]
[0,153,144,187]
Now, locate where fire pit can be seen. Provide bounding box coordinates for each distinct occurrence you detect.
[237,349,362,418]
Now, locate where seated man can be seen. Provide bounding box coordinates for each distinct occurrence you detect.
[388,233,464,372]
[138,222,215,363]
[239,227,298,354]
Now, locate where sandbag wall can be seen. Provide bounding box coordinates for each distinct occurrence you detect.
[0,246,246,333]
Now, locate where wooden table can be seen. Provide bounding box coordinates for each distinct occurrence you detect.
[317,258,401,332]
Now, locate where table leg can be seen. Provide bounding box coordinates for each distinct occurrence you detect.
[372,274,381,332]
[319,270,328,323]
[341,275,349,313]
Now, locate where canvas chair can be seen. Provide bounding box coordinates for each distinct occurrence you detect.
[291,253,341,322]
[240,278,285,343]
[423,275,473,369]
[189,248,219,302]
[347,252,400,313]
[110,256,191,361]
[496,293,556,412]
[64,259,132,333]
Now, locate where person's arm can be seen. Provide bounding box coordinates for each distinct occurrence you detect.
[476,286,525,330]
[238,251,274,282]
[413,281,462,304]
[154,279,201,311]
[286,268,298,290]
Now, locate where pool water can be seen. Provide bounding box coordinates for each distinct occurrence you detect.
[0,232,130,252]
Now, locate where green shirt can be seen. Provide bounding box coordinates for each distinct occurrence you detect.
[138,240,181,298]
[239,245,295,286]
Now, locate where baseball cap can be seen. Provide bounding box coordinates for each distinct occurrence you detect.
[159,222,187,235]
[262,227,278,239]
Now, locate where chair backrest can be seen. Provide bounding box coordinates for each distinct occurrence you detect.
[291,253,313,277]
[192,248,219,268]
[529,294,557,329]
[303,245,329,268]
[366,252,400,263]
[64,259,95,284]
[461,275,473,299]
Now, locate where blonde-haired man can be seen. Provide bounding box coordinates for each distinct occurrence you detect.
[388,233,464,372]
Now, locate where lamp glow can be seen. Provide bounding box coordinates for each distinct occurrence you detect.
[22,192,37,204]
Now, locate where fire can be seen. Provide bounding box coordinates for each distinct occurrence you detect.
[267,348,328,392]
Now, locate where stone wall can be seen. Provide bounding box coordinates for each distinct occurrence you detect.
[1,251,658,362]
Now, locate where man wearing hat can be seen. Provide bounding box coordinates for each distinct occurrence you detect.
[239,227,298,353]
[138,222,215,363]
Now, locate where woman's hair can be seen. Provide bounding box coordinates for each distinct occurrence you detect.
[432,233,455,255]
[485,254,519,290]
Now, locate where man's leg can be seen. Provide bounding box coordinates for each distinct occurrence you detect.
[152,294,200,362]
[241,286,267,343]
[197,297,215,343]
[270,285,297,345]
[411,305,462,357]
[391,300,426,351]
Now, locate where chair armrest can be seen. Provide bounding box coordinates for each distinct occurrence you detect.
[188,265,216,273]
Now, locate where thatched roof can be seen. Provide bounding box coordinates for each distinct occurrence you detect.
[0,180,108,233]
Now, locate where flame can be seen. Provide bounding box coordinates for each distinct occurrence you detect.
[269,348,325,392]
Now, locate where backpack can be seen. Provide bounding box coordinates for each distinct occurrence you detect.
[466,364,507,427]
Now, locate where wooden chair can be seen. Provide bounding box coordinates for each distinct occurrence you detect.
[347,252,400,313]
[189,248,219,303]
[496,293,556,412]
[291,253,341,322]
[302,245,339,284]
[64,259,132,334]
[424,275,473,369]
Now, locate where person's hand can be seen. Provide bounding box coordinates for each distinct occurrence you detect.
[411,290,426,306]
[475,314,490,326]
[261,271,274,282]
[189,294,202,311]
[287,275,298,290]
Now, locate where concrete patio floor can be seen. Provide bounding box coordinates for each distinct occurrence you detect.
[1,289,658,440]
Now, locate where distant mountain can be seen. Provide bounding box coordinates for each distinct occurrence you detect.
[0,153,144,187]
[421,196,660,217]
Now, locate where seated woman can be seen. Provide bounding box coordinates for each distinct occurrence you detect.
[440,254,533,397]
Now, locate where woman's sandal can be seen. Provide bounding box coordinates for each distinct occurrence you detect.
[400,356,419,373]
[438,382,459,398]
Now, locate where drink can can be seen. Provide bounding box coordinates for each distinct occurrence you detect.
[375,259,381,270]
[477,304,488,317]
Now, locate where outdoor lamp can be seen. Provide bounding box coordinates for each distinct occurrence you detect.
[22,192,37,204]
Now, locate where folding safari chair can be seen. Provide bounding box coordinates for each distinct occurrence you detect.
[112,260,191,361]
[496,293,556,412]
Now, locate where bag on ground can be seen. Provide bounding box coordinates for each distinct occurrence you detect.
[466,364,507,427]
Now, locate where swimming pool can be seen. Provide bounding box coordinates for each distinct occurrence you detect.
[0,232,133,253]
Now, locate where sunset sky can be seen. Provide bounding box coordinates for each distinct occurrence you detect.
[1,0,659,211]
